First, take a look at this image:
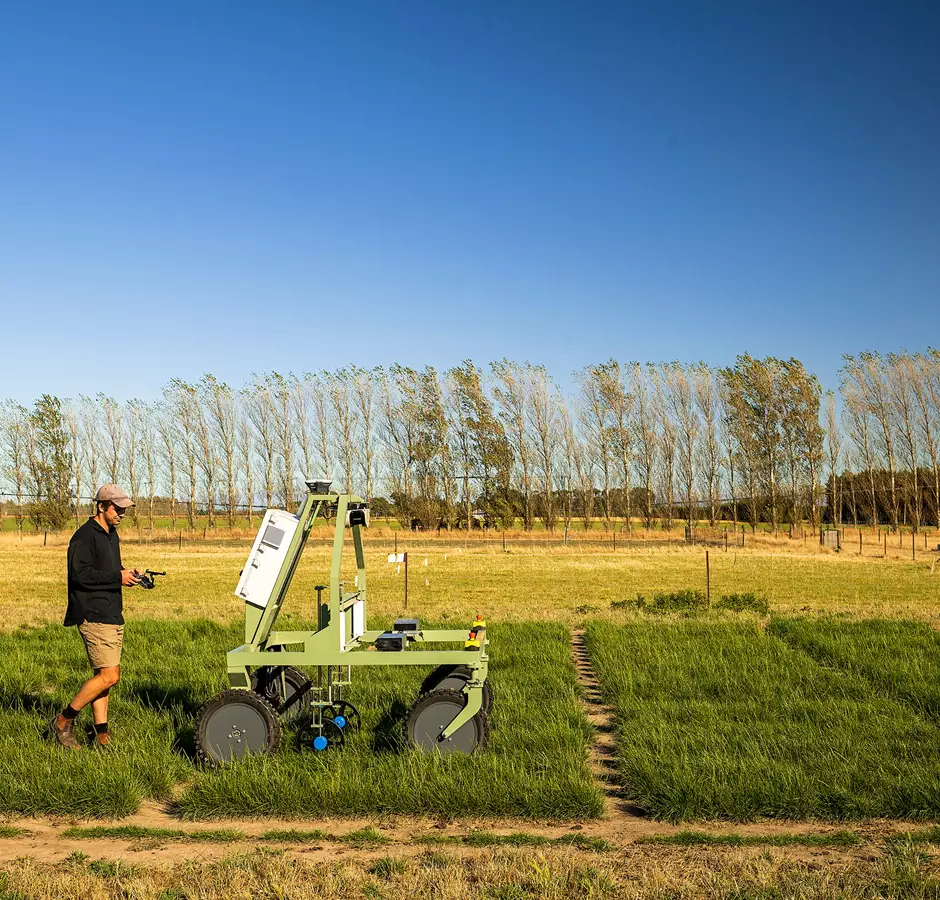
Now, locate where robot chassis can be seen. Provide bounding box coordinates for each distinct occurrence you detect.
[194,481,492,764]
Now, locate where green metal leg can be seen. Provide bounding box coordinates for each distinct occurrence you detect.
[440,684,483,739]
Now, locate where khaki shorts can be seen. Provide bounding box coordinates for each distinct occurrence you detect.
[78,622,124,669]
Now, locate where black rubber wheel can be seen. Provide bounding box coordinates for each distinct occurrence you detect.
[323,699,361,733]
[195,689,281,765]
[251,666,311,722]
[405,688,490,754]
[419,665,493,715]
[297,717,346,752]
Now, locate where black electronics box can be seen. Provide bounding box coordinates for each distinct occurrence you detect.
[393,618,420,632]
[375,631,407,651]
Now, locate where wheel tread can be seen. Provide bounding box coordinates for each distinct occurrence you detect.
[405,687,490,753]
[419,664,494,716]
[195,688,282,766]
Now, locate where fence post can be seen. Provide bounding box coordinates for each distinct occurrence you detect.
[404,551,409,610]
[706,550,711,606]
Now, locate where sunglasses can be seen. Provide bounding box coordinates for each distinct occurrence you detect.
[111,505,129,516]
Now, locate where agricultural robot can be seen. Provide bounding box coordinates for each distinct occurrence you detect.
[194,481,492,764]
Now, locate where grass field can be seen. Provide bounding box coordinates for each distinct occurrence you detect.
[585,619,940,821]
[7,529,940,897]
[3,527,940,631]
[771,617,940,720]
[0,618,601,820]
[3,526,940,827]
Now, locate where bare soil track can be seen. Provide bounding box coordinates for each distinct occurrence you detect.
[571,627,641,818]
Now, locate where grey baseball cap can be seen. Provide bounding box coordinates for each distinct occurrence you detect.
[95,484,135,508]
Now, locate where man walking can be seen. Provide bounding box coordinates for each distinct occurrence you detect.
[52,484,141,750]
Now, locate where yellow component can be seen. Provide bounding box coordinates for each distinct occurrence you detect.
[464,638,481,648]
[472,618,486,628]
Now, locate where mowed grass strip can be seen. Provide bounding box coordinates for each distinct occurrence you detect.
[259,827,390,847]
[638,830,860,848]
[0,619,600,820]
[887,827,940,845]
[415,831,614,851]
[175,621,601,820]
[585,621,940,821]
[770,617,940,719]
[63,825,243,842]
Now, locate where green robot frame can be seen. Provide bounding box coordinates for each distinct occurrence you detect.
[194,482,491,764]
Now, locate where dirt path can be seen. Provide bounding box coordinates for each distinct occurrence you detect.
[570,627,639,819]
[0,799,902,868]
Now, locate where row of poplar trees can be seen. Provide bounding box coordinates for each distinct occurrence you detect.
[2,351,940,533]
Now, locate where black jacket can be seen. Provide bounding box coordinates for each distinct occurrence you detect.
[65,518,123,626]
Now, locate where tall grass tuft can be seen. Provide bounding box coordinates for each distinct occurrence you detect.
[716,593,769,614]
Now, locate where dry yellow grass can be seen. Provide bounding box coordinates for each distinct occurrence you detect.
[1,842,935,900]
[2,524,939,630]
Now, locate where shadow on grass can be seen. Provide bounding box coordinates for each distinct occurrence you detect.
[372,700,408,754]
[124,683,202,759]
[172,724,198,760]
[126,682,204,717]
[0,690,58,717]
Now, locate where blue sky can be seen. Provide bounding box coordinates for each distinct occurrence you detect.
[1,1,938,402]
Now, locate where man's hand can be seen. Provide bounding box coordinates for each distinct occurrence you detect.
[121,569,141,587]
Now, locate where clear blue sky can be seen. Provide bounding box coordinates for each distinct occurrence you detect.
[1,1,938,403]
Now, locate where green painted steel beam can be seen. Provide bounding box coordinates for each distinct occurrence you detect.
[226,483,490,749]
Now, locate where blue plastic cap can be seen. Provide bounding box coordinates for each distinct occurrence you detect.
[334,715,347,728]
[313,735,328,751]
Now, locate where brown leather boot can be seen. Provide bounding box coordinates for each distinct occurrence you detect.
[51,715,81,750]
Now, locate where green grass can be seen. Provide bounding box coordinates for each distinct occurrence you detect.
[62,825,243,842]
[259,828,336,844]
[414,831,614,851]
[638,829,861,848]
[0,619,601,820]
[87,859,136,878]
[340,827,393,848]
[370,856,408,879]
[0,825,28,838]
[770,617,940,719]
[258,827,390,847]
[586,620,940,821]
[175,620,601,820]
[611,589,710,614]
[259,828,332,843]
[716,592,770,614]
[887,827,940,845]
